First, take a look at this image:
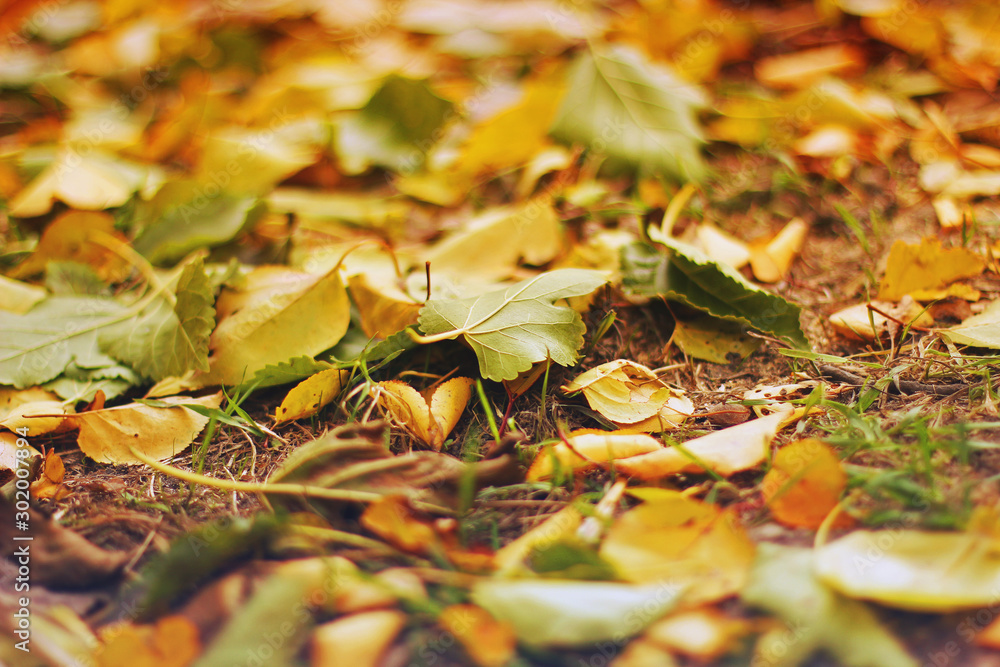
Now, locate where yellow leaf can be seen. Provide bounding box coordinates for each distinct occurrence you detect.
[375,377,473,450]
[456,71,566,177]
[97,615,200,667]
[438,604,517,667]
[878,237,986,302]
[69,393,222,464]
[31,449,70,501]
[361,495,438,555]
[815,530,1000,612]
[613,409,801,480]
[310,610,406,667]
[526,430,662,482]
[275,369,350,423]
[347,273,421,340]
[761,439,847,529]
[749,217,808,283]
[0,275,46,314]
[201,266,350,387]
[562,360,691,432]
[9,149,159,217]
[0,386,68,436]
[10,210,130,281]
[642,608,750,661]
[424,199,564,283]
[755,44,866,89]
[494,506,583,573]
[600,492,756,606]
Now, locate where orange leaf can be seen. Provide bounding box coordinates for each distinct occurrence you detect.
[438,604,516,667]
[761,439,847,529]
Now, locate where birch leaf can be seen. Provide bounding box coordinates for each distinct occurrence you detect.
[415,269,607,381]
[551,44,707,181]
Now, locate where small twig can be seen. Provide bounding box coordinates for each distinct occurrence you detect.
[818,364,967,396]
[425,261,432,302]
[866,303,933,333]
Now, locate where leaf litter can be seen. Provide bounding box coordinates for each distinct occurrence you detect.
[4,1,1000,666]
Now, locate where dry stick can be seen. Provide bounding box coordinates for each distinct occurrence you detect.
[817,364,967,396]
[127,445,453,514]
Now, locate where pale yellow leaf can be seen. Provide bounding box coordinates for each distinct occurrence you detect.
[562,360,691,431]
[526,431,662,481]
[10,210,130,281]
[600,491,756,606]
[347,273,421,340]
[69,393,222,464]
[816,530,1000,612]
[0,275,46,314]
[494,506,583,573]
[200,266,350,387]
[310,610,406,667]
[613,409,800,480]
[761,439,848,529]
[749,218,808,283]
[642,608,750,661]
[879,237,986,302]
[274,369,350,423]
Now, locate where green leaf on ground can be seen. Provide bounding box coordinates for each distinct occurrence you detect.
[622,240,808,349]
[550,44,707,182]
[44,363,140,402]
[741,543,917,667]
[672,316,762,363]
[0,296,128,388]
[101,257,216,381]
[132,182,264,265]
[415,269,608,381]
[335,75,453,175]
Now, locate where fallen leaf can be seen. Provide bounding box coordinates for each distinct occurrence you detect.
[755,44,866,89]
[761,439,847,529]
[97,615,200,667]
[347,273,421,340]
[494,506,584,574]
[471,578,680,647]
[749,218,808,283]
[456,70,566,176]
[641,608,750,661]
[612,408,800,480]
[0,295,127,388]
[551,44,707,182]
[274,368,350,423]
[438,604,517,667]
[100,255,216,381]
[526,430,662,482]
[10,210,129,281]
[423,198,564,283]
[360,495,439,555]
[68,393,222,464]
[310,610,407,667]
[943,299,1000,349]
[375,377,474,450]
[0,275,47,314]
[670,316,761,364]
[334,75,452,175]
[622,240,808,349]
[562,360,691,432]
[815,530,1000,612]
[200,265,350,387]
[30,449,71,501]
[878,237,985,302]
[599,491,755,606]
[0,387,68,436]
[742,543,917,667]
[415,269,607,381]
[9,149,161,217]
[687,223,751,270]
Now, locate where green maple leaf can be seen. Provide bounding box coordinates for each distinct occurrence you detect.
[413,269,608,381]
